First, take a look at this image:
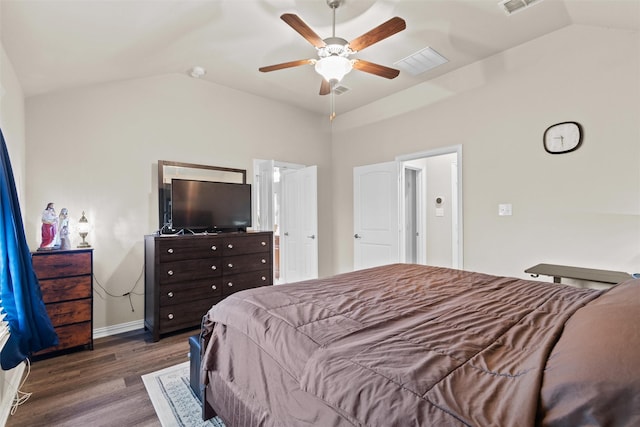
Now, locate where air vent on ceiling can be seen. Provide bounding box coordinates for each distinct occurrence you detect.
[499,0,544,15]
[393,47,448,76]
[333,85,350,95]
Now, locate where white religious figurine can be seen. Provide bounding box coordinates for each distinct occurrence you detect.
[39,202,58,250]
[58,208,71,250]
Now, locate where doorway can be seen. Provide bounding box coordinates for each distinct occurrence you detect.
[253,160,318,284]
[403,166,421,264]
[398,145,462,269]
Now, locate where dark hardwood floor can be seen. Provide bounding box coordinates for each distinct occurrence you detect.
[6,327,200,427]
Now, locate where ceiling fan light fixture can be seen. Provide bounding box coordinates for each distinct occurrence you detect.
[259,0,405,120]
[320,38,351,57]
[315,55,352,84]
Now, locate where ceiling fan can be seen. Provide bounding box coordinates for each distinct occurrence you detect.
[259,0,406,98]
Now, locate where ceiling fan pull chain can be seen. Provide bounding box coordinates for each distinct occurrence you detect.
[330,91,336,121]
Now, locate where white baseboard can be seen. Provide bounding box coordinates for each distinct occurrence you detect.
[93,320,145,339]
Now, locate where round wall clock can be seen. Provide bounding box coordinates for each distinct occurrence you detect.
[543,121,583,154]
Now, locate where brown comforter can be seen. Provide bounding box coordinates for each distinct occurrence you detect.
[201,264,639,426]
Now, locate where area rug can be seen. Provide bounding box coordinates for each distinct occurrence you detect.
[142,361,225,427]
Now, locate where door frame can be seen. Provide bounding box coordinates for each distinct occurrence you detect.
[252,159,306,233]
[401,165,425,265]
[396,145,463,269]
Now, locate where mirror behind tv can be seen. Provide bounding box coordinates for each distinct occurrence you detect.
[157,160,248,234]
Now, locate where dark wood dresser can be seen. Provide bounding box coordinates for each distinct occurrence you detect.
[144,231,273,341]
[31,248,94,355]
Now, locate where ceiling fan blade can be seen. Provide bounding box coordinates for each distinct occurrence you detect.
[319,79,331,96]
[348,17,406,52]
[259,59,314,73]
[281,13,326,49]
[352,60,400,79]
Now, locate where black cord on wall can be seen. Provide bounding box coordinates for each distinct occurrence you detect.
[92,265,144,312]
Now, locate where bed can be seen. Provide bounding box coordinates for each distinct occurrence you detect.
[200,263,640,426]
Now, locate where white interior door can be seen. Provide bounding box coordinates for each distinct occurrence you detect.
[353,162,400,270]
[281,165,318,283]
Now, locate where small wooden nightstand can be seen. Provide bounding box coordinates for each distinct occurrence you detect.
[31,248,94,355]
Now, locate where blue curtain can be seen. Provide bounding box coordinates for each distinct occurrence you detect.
[0,128,58,369]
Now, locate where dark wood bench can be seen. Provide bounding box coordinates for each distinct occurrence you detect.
[525,263,633,285]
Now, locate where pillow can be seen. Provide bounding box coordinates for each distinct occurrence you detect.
[538,279,640,426]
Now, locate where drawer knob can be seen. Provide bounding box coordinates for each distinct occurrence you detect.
[167,270,174,276]
[227,244,233,249]
[167,248,174,254]
[227,263,233,268]
[211,265,217,270]
[227,282,233,287]
[211,245,217,251]
[261,241,266,246]
[211,285,217,291]
[168,313,174,320]
[167,291,174,298]
[261,259,266,264]
[261,276,266,281]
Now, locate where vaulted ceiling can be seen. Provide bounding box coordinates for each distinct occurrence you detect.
[2,0,638,116]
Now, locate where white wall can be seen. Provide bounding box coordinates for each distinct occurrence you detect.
[331,25,640,279]
[25,73,332,330]
[0,42,26,208]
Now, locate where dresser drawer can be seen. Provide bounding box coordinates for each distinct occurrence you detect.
[222,234,271,256]
[32,251,92,279]
[222,269,273,295]
[45,299,92,327]
[158,258,222,284]
[35,322,92,355]
[157,236,221,262]
[159,298,221,333]
[39,276,92,303]
[223,253,271,274]
[159,279,223,306]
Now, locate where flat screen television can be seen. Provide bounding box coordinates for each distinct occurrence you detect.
[171,179,252,232]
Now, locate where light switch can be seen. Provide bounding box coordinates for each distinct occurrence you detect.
[498,204,512,216]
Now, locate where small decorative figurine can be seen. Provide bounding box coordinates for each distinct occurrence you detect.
[39,202,58,250]
[58,208,70,250]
